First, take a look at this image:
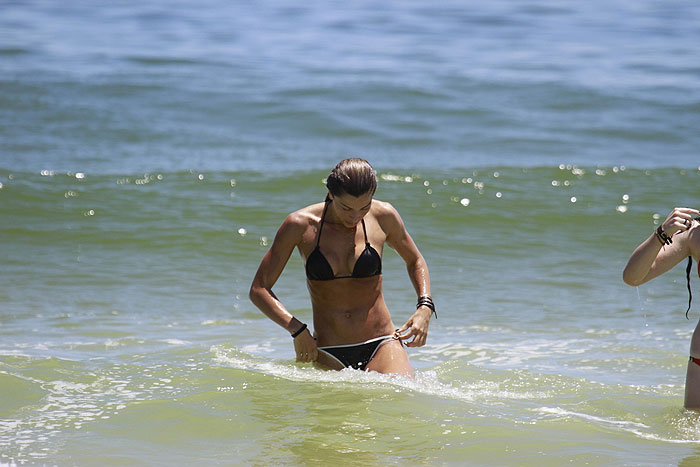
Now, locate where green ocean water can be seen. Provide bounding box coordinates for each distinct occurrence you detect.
[3,0,700,464]
[2,166,700,465]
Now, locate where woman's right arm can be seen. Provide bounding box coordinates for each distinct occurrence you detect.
[248,213,318,362]
[623,207,699,286]
[249,214,303,331]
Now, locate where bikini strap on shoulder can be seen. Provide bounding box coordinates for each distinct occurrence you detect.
[316,199,330,247]
[361,218,369,244]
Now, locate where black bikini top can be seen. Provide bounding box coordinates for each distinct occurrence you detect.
[305,201,382,281]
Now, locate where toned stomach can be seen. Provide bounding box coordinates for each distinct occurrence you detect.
[306,276,395,347]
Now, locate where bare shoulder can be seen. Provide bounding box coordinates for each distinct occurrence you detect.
[371,199,399,216]
[371,199,404,231]
[688,221,700,260]
[283,203,323,229]
[278,203,325,243]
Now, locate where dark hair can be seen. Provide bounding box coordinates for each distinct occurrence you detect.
[326,158,377,198]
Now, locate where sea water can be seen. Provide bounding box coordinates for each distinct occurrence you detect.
[2,1,700,465]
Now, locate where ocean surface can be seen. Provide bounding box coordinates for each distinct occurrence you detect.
[2,0,700,465]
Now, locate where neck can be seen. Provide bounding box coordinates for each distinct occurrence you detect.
[325,206,358,231]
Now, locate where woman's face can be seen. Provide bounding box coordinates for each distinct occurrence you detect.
[329,191,373,228]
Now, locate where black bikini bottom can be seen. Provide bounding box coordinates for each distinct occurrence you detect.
[318,335,395,371]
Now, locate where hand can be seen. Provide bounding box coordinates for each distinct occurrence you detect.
[396,306,432,347]
[293,329,318,362]
[662,207,700,237]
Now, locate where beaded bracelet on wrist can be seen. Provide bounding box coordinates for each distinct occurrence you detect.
[655,226,672,246]
[417,295,436,319]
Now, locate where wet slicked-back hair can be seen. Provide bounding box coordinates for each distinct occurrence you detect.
[326,158,377,198]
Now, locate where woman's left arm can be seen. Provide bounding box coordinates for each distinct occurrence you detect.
[381,202,433,347]
[623,208,699,286]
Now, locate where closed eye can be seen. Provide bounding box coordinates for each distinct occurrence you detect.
[339,201,372,212]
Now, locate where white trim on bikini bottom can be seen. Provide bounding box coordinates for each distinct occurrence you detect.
[317,334,395,369]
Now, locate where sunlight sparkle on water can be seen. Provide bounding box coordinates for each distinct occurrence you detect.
[379,173,413,183]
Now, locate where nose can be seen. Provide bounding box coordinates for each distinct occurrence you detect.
[350,214,364,224]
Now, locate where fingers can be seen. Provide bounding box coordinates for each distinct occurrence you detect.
[295,347,318,362]
[395,322,414,342]
[397,323,415,340]
[293,332,318,362]
[401,327,428,347]
[296,349,317,362]
[663,208,699,236]
[673,207,700,215]
[404,328,427,347]
[404,335,426,347]
[668,208,699,221]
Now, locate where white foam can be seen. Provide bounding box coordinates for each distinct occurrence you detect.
[534,407,700,444]
[538,406,649,429]
[240,342,274,354]
[210,345,548,404]
[161,339,190,346]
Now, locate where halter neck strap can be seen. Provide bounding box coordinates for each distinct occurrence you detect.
[316,200,331,247]
[316,199,369,246]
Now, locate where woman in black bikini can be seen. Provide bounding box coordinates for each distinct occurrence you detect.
[623,207,700,409]
[249,158,435,376]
